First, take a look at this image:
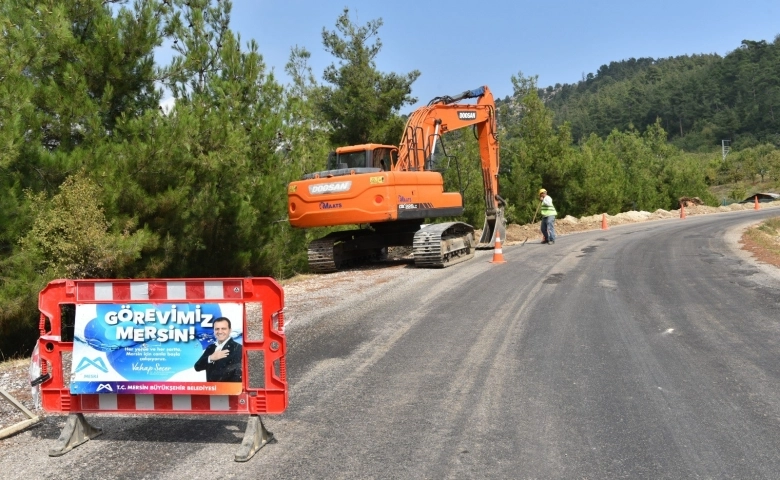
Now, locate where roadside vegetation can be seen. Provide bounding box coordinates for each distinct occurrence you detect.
[0,0,778,357]
[742,217,780,268]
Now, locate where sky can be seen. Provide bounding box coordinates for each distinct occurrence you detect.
[159,0,778,113]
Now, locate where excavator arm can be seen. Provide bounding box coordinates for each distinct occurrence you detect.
[395,85,505,244]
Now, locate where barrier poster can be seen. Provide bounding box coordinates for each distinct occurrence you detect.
[71,302,244,395]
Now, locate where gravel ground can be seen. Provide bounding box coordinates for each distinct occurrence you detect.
[2,201,780,441]
[0,261,421,437]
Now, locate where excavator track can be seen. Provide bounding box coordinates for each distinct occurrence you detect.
[307,230,384,273]
[307,232,351,273]
[412,222,475,268]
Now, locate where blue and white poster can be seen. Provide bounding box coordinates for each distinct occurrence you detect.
[71,303,244,395]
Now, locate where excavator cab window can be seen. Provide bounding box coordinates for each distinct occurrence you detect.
[326,150,368,170]
[372,147,395,171]
[338,151,368,169]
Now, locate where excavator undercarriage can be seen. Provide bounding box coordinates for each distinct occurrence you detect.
[306,210,505,273]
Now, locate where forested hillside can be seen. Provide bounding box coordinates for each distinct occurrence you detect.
[523,37,780,151]
[0,1,777,357]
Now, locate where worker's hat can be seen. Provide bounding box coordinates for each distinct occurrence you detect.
[538,188,547,195]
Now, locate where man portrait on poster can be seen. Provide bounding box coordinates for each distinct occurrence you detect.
[194,316,243,382]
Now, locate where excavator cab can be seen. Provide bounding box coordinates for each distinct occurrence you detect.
[304,145,397,180]
[319,144,398,175]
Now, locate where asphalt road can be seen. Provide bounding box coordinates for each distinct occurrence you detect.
[4,208,780,479]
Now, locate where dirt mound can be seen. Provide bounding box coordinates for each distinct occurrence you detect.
[679,196,704,207]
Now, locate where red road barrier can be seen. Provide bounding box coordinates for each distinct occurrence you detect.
[32,277,286,461]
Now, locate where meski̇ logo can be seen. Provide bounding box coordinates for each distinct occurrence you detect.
[309,181,352,195]
[458,111,477,120]
[75,357,109,373]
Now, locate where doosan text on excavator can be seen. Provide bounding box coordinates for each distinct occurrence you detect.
[287,85,506,273]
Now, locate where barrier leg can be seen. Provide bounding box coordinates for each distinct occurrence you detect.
[48,413,103,457]
[0,388,42,439]
[235,415,275,462]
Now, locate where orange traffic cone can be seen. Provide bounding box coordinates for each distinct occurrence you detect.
[490,232,506,264]
[680,203,686,219]
[601,213,608,230]
[754,195,760,210]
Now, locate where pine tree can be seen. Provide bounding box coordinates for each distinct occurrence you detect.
[102,0,293,277]
[315,8,420,147]
[0,0,165,357]
[502,73,573,223]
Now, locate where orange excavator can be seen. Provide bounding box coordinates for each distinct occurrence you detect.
[287,85,506,272]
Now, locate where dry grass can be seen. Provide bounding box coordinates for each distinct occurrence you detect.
[741,217,780,268]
